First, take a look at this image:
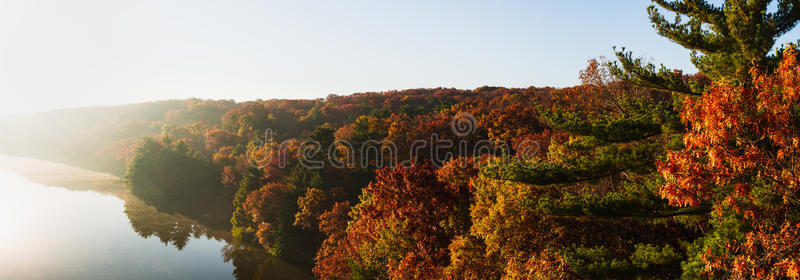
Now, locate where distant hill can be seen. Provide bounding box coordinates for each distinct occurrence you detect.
[0,87,553,176]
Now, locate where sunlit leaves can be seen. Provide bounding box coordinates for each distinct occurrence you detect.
[659,47,800,278]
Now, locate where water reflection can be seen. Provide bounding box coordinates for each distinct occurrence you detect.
[222,245,313,280]
[0,156,312,280]
[125,193,312,279]
[123,194,229,250]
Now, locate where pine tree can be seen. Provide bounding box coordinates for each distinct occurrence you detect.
[470,1,800,278]
[613,0,800,94]
[479,63,699,278]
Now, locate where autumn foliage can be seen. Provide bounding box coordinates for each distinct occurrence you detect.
[313,161,475,280]
[4,2,799,277]
[659,48,800,279]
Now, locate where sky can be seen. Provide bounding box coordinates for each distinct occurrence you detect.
[0,0,798,116]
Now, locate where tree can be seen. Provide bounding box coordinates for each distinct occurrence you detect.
[231,166,266,245]
[614,0,800,94]
[312,201,355,280]
[314,161,475,280]
[204,127,242,153]
[477,60,701,278]
[242,181,313,263]
[659,48,800,279]
[124,137,222,196]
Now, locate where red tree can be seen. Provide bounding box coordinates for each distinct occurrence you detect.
[659,48,800,279]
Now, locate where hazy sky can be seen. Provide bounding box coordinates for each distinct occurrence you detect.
[1,1,798,115]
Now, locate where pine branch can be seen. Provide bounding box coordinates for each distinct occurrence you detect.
[648,6,727,54]
[609,49,702,95]
[652,0,725,24]
[481,143,659,186]
[652,0,728,34]
[774,0,800,36]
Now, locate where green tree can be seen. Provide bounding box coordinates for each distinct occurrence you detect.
[613,0,800,94]
[473,1,800,278]
[231,166,265,245]
[124,137,221,196]
[479,70,698,278]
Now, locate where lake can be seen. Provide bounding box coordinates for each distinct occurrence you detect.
[0,155,311,280]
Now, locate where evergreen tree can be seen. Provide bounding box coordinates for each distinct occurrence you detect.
[231,166,265,245]
[479,65,700,278]
[475,1,800,278]
[613,0,800,94]
[124,137,221,196]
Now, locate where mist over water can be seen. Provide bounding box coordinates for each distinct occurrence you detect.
[0,156,309,280]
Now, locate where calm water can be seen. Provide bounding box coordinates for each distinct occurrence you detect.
[0,156,311,280]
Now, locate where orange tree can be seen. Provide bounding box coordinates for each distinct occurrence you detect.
[659,48,800,279]
[313,161,476,280]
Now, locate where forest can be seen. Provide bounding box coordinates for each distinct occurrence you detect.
[2,1,800,279]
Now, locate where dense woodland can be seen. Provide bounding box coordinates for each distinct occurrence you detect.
[3,1,800,279]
